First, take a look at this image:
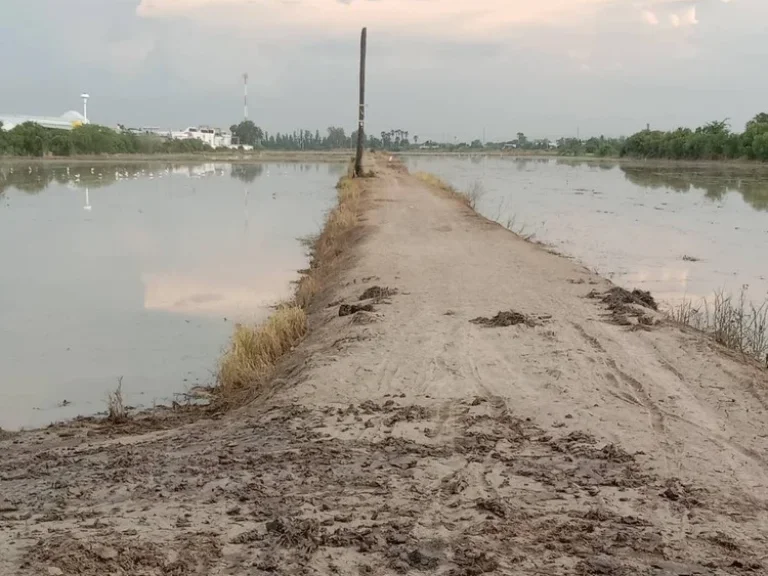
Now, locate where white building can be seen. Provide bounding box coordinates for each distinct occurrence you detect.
[0,110,88,131]
[182,126,237,149]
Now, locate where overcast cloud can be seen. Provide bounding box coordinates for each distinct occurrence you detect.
[0,0,765,140]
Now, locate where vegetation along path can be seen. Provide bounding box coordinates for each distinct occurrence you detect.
[2,156,768,575]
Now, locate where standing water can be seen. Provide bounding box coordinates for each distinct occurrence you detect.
[406,156,768,309]
[0,162,344,429]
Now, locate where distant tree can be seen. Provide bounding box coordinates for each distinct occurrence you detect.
[746,113,768,131]
[326,126,349,149]
[470,139,483,149]
[5,122,51,156]
[516,132,529,149]
[230,120,264,147]
[619,113,768,161]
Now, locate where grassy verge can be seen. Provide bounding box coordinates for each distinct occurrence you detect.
[671,288,768,363]
[414,172,485,210]
[214,174,365,408]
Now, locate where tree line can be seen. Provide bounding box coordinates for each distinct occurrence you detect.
[619,114,768,160]
[0,122,211,157]
[229,121,411,151]
[4,113,768,160]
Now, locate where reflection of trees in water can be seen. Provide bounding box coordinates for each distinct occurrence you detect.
[553,158,617,171]
[327,163,347,176]
[230,163,264,183]
[620,165,768,211]
[0,163,166,194]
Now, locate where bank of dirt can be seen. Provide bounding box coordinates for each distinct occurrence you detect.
[3,157,768,576]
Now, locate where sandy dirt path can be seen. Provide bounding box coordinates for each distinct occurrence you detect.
[2,158,768,576]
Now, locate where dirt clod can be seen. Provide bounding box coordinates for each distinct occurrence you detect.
[599,287,658,311]
[470,310,537,327]
[92,544,118,561]
[359,286,397,301]
[406,549,439,570]
[339,304,375,317]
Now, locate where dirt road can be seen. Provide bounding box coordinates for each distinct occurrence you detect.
[2,159,768,575]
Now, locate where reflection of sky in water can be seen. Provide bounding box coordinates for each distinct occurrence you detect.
[406,156,768,307]
[0,162,344,429]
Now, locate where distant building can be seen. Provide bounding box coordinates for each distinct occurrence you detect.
[0,110,87,131]
[120,124,246,150]
[182,126,237,149]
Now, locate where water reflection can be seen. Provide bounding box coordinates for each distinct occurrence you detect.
[231,163,264,183]
[0,161,347,196]
[620,165,768,212]
[419,156,768,212]
[0,161,343,429]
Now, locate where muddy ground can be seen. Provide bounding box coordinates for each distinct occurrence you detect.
[2,159,768,575]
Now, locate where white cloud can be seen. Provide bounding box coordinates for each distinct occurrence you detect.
[136,0,615,38]
[668,5,698,27]
[642,10,660,25]
[683,6,699,25]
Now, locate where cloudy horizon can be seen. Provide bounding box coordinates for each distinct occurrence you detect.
[1,0,764,141]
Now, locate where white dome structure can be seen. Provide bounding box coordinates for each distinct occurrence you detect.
[0,110,89,131]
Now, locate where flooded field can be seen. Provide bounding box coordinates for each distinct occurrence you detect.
[0,162,344,429]
[406,156,768,310]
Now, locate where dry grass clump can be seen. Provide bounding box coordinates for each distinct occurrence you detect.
[671,287,768,362]
[414,172,485,210]
[106,376,128,423]
[216,306,307,405]
[215,174,364,408]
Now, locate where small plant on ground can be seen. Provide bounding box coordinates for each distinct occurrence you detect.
[671,286,768,362]
[464,180,485,210]
[107,376,128,423]
[217,306,307,405]
[414,172,479,209]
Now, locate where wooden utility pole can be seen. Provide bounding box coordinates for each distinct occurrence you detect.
[354,27,367,177]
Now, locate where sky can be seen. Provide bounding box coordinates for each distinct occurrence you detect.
[1,0,765,141]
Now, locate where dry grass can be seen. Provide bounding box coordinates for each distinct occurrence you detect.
[214,174,365,408]
[216,307,308,405]
[671,287,768,362]
[106,376,128,423]
[414,172,485,210]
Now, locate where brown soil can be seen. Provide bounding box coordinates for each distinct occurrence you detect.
[3,157,768,576]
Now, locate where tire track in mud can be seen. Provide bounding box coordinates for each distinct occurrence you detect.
[605,358,666,434]
[572,322,666,434]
